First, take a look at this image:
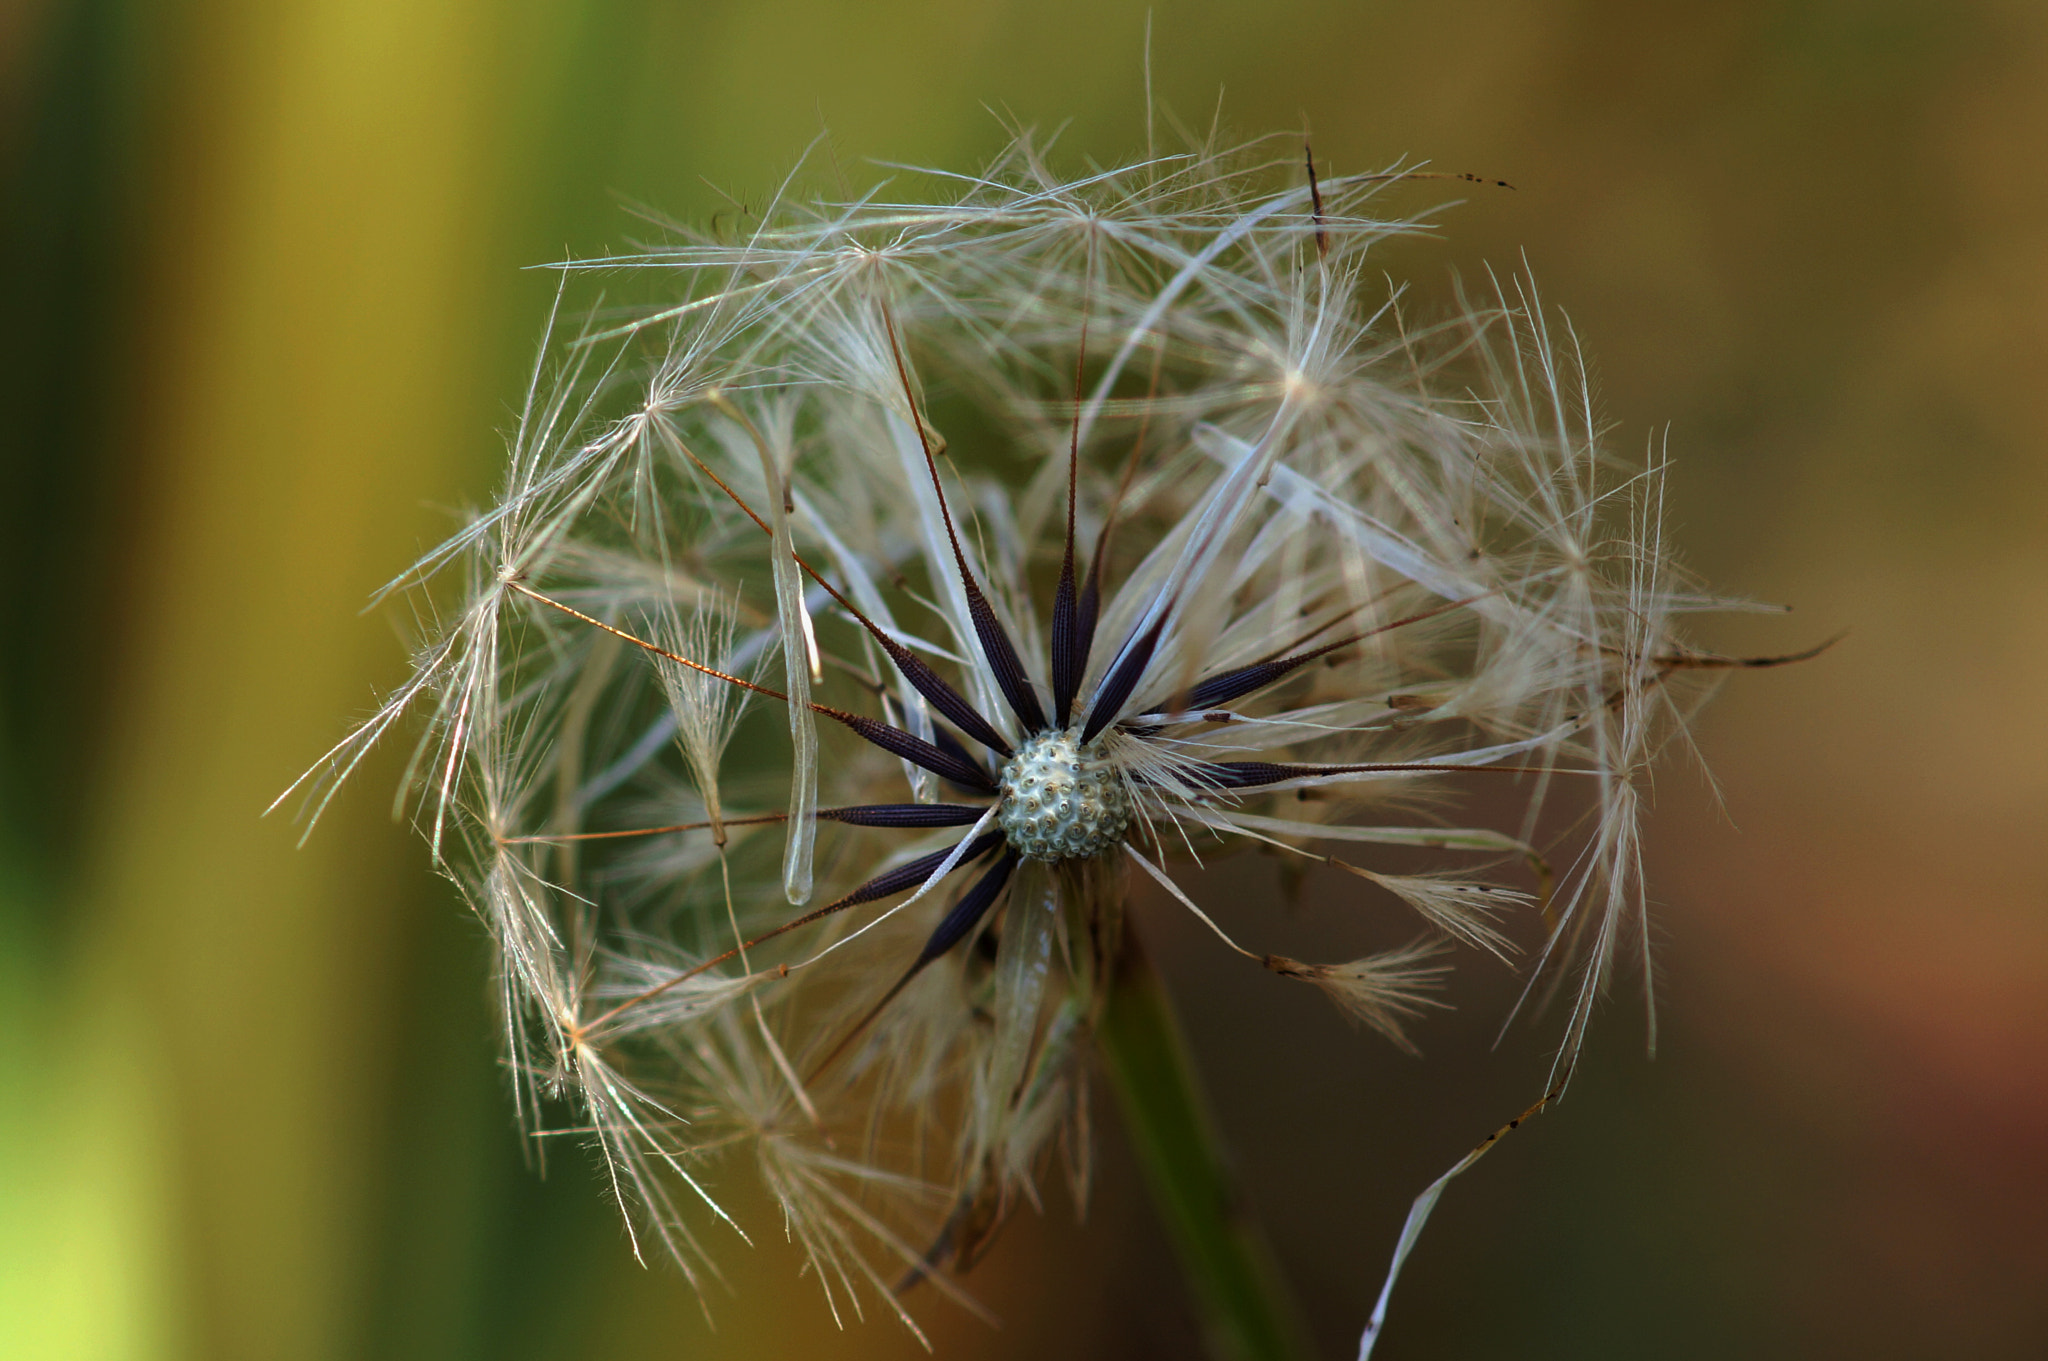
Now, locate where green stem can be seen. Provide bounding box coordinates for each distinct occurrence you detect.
[1097,931,1318,1361]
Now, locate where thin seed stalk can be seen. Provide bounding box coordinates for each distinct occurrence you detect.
[1097,929,1316,1361]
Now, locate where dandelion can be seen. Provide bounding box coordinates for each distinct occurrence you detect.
[281,128,1815,1353]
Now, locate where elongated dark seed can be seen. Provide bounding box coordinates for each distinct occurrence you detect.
[818,803,992,829]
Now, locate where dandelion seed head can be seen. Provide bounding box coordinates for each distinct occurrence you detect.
[276,120,1809,1337]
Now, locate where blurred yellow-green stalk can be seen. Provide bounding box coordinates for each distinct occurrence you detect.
[4,2,2045,1358]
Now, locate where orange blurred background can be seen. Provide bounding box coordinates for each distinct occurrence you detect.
[4,2,2044,1357]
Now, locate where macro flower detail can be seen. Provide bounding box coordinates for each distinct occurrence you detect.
[282,132,1811,1349]
[995,728,1130,861]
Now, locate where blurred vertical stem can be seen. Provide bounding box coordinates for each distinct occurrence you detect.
[1098,930,1316,1361]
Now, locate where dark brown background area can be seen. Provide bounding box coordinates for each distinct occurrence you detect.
[4,1,2044,1357]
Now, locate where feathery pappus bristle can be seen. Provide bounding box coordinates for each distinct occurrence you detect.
[1263,943,1453,1054]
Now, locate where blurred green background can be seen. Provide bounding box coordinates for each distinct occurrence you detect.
[4,1,2044,1357]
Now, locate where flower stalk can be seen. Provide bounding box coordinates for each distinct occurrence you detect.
[1098,927,1317,1361]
